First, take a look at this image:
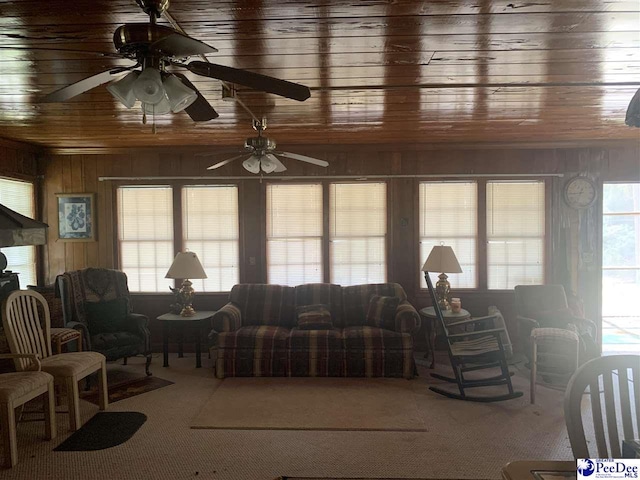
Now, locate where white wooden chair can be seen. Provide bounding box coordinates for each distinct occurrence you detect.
[564,354,640,458]
[0,353,56,468]
[2,290,108,432]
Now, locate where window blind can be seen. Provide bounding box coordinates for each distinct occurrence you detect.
[0,178,36,286]
[118,186,173,292]
[487,181,545,289]
[330,182,386,285]
[183,185,239,292]
[419,182,477,288]
[267,183,323,286]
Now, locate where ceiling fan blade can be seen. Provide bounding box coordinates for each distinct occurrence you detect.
[276,151,329,167]
[150,32,217,57]
[266,154,287,173]
[206,153,248,170]
[38,65,137,103]
[172,73,218,121]
[186,61,310,102]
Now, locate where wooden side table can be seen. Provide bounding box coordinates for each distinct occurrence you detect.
[419,306,470,369]
[156,311,216,368]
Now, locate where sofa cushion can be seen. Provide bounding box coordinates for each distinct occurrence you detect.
[365,295,400,329]
[84,298,128,335]
[229,284,296,328]
[294,283,344,328]
[296,304,333,330]
[218,326,290,350]
[288,328,344,351]
[342,283,407,327]
[343,326,413,351]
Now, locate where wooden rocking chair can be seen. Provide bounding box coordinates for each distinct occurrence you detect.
[423,271,523,402]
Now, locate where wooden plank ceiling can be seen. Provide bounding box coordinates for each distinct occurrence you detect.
[0,0,639,152]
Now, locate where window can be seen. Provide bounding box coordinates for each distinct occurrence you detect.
[0,178,36,286]
[330,182,386,285]
[118,186,174,292]
[487,181,545,289]
[419,182,477,288]
[419,179,545,291]
[266,184,323,286]
[183,185,239,292]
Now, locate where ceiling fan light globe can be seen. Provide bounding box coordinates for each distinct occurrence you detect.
[242,156,260,174]
[260,157,277,173]
[133,67,165,105]
[163,74,198,113]
[106,71,139,108]
[142,96,171,115]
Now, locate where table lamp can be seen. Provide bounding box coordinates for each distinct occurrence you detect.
[422,245,462,311]
[165,251,207,316]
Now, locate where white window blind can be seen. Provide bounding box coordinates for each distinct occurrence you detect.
[330,182,386,285]
[267,183,323,286]
[118,186,174,292]
[183,185,239,292]
[487,181,545,289]
[419,182,477,288]
[0,178,36,286]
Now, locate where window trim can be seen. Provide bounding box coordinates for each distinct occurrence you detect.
[417,176,550,293]
[114,180,242,293]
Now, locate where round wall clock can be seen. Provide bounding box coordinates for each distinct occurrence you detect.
[564,175,597,209]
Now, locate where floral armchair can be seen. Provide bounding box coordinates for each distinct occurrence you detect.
[56,268,152,375]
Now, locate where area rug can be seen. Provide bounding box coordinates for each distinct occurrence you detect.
[190,377,428,431]
[81,376,174,405]
[54,412,147,451]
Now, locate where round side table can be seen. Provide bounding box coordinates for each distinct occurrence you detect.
[419,306,470,369]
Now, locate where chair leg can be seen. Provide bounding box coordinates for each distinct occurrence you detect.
[122,357,128,366]
[145,354,152,377]
[43,383,57,441]
[0,401,17,468]
[530,340,538,404]
[66,378,80,432]
[97,362,108,411]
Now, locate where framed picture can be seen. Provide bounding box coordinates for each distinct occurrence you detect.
[56,193,96,241]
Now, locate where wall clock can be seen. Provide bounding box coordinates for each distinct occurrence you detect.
[564,175,597,209]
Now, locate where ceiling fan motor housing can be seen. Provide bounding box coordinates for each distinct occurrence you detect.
[245,136,276,153]
[114,24,176,55]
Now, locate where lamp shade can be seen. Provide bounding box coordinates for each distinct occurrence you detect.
[163,74,197,113]
[133,67,165,105]
[142,97,171,115]
[260,156,277,173]
[422,245,462,273]
[165,252,207,279]
[106,71,139,108]
[242,155,261,174]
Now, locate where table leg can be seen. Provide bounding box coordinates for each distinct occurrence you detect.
[195,323,202,368]
[163,323,170,368]
[178,329,184,358]
[424,317,436,369]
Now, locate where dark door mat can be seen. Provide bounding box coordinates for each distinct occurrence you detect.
[54,412,147,451]
[81,376,174,405]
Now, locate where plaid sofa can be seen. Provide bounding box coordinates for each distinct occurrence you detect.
[211,283,420,379]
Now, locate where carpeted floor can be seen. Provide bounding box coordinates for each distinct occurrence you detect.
[0,352,576,480]
[191,377,428,431]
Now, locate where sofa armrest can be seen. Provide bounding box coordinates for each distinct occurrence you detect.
[212,303,242,333]
[394,301,421,334]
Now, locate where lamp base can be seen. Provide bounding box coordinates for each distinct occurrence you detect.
[435,273,451,310]
[177,279,196,317]
[180,305,196,317]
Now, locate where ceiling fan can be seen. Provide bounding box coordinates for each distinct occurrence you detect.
[206,117,329,174]
[37,0,311,122]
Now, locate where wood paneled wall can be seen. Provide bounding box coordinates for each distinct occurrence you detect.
[29,143,640,350]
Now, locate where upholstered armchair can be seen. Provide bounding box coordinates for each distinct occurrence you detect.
[514,284,598,363]
[56,268,152,376]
